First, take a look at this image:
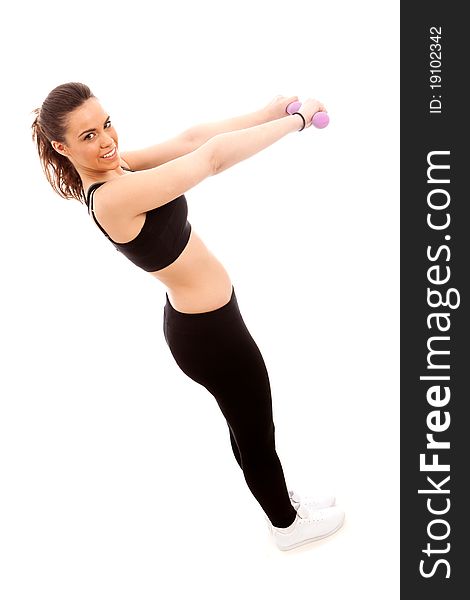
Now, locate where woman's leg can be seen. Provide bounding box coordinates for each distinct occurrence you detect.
[163,286,297,528]
[227,421,242,468]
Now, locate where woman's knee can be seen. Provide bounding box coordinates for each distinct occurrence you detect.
[234,421,276,459]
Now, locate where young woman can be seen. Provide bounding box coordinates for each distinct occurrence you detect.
[31,82,344,551]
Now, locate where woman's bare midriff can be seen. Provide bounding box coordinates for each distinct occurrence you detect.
[148,227,234,313]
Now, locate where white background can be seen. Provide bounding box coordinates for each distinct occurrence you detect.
[1,1,399,598]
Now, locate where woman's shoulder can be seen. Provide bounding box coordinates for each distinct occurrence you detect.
[86,160,134,200]
[88,163,146,243]
[120,158,133,171]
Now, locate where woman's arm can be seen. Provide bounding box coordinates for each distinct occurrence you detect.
[120,108,277,171]
[212,113,305,174]
[186,108,269,147]
[186,95,299,147]
[120,96,298,171]
[103,113,305,219]
[120,133,196,171]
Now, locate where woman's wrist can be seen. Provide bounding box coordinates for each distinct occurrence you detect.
[290,112,306,131]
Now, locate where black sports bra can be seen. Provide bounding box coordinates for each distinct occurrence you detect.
[85,167,192,272]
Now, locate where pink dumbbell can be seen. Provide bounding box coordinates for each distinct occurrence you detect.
[285,100,329,129]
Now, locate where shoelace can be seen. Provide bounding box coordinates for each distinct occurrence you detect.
[289,490,310,519]
[296,504,310,519]
[288,490,301,506]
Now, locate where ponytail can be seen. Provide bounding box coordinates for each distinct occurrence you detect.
[30,82,95,203]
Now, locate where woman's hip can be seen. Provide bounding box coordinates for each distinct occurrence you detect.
[162,285,273,410]
[163,283,241,338]
[164,264,234,314]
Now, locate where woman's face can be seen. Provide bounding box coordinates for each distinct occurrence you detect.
[52,97,121,176]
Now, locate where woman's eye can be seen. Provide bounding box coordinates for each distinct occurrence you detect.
[85,121,112,140]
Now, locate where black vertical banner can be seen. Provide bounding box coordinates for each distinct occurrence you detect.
[401,3,468,597]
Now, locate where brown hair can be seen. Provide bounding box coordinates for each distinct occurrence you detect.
[31,82,95,204]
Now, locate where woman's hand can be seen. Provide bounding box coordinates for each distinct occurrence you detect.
[262,94,300,120]
[297,98,327,128]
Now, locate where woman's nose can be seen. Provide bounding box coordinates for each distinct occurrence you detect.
[101,135,115,147]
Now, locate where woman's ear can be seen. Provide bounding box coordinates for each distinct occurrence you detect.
[51,140,68,156]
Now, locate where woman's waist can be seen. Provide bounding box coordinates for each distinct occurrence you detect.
[151,228,233,312]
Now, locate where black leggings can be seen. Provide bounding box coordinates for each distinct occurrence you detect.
[162,285,298,528]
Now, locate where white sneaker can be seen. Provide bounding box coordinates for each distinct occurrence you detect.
[270,504,345,551]
[263,490,336,530]
[288,489,336,510]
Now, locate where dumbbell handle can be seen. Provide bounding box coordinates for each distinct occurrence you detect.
[286,101,329,129]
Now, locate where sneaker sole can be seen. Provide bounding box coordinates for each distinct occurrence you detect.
[276,514,345,551]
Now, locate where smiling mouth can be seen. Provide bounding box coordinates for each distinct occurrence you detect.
[101,147,117,159]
